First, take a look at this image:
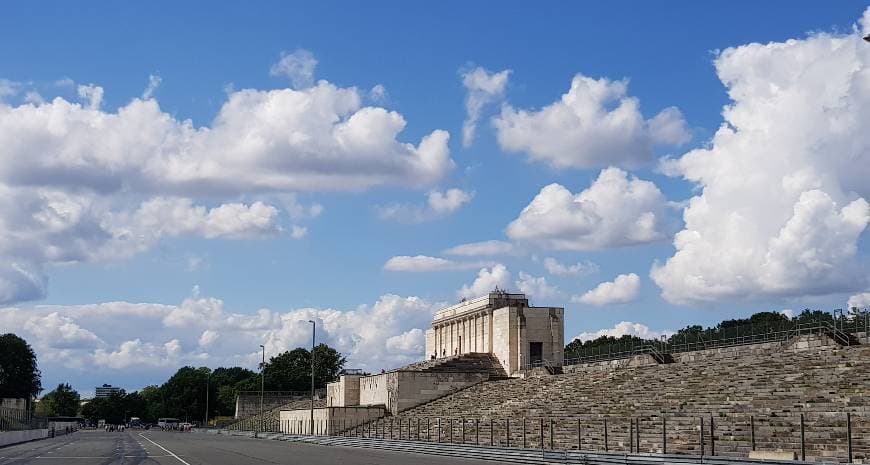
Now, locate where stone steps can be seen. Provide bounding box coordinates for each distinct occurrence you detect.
[379,343,870,462]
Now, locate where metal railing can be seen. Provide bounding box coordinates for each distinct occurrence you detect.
[1,407,47,432]
[222,410,870,463]
[561,311,870,369]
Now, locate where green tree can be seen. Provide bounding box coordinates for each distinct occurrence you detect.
[0,333,42,400]
[159,366,210,422]
[39,383,80,416]
[239,344,346,392]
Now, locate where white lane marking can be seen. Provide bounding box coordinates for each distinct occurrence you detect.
[138,433,192,465]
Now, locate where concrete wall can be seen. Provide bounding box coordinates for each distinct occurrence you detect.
[1,398,27,410]
[358,371,489,415]
[491,307,515,374]
[279,406,384,435]
[0,429,49,447]
[358,372,392,409]
[326,375,362,407]
[522,307,564,367]
[393,371,489,414]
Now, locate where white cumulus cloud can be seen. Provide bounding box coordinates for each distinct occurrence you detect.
[652,16,870,305]
[573,273,640,306]
[507,167,673,250]
[461,66,511,147]
[493,73,689,169]
[383,255,490,272]
[0,63,452,304]
[573,321,672,343]
[270,49,318,89]
[543,257,599,276]
[443,240,515,257]
[515,272,562,300]
[458,264,511,299]
[377,188,472,223]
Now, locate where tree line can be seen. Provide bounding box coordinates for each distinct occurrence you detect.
[564,309,841,358]
[0,333,346,424]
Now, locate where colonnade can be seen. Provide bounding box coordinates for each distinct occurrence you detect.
[432,310,492,358]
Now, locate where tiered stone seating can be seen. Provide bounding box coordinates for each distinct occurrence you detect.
[401,353,507,379]
[373,339,870,462]
[229,398,325,431]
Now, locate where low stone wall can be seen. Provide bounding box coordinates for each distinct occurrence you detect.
[279,406,385,435]
[358,371,490,415]
[0,429,49,447]
[235,394,307,419]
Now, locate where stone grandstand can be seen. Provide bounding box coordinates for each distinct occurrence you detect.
[227,292,870,462]
[382,333,869,462]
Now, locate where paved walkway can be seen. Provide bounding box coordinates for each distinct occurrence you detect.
[0,429,507,464]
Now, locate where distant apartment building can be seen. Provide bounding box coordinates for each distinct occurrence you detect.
[94,384,123,398]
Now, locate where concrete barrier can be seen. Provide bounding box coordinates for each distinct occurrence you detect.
[0,429,50,448]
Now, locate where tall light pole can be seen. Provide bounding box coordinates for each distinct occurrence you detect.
[204,369,210,428]
[259,344,265,433]
[307,320,315,435]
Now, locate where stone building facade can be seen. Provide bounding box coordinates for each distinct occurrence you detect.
[424,292,564,375]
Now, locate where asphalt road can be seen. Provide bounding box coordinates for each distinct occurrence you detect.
[0,430,508,464]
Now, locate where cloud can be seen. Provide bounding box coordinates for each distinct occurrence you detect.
[0,79,20,100]
[849,292,870,310]
[461,66,511,147]
[443,240,515,257]
[458,264,511,299]
[76,83,103,109]
[515,272,562,300]
[270,49,318,89]
[573,273,640,305]
[290,225,308,239]
[507,167,673,250]
[543,257,599,276]
[493,73,689,169]
[377,188,473,223]
[142,74,161,99]
[652,17,870,305]
[277,193,323,219]
[369,84,388,104]
[573,321,672,343]
[0,69,452,304]
[0,292,444,383]
[383,255,490,272]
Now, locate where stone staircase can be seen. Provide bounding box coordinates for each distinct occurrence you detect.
[400,353,508,379]
[371,341,870,462]
[228,398,326,431]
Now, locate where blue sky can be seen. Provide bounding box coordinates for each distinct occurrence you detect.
[1,2,869,395]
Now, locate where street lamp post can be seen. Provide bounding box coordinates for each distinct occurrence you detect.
[259,344,265,433]
[307,320,315,435]
[204,369,210,428]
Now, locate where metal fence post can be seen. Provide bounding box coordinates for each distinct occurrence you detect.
[491,418,494,446]
[437,418,441,443]
[800,413,805,461]
[417,417,420,441]
[549,418,554,450]
[636,417,640,453]
[604,417,609,452]
[462,417,466,444]
[750,415,755,451]
[449,417,453,443]
[710,415,715,456]
[427,418,430,441]
[476,417,479,445]
[699,416,705,456]
[540,418,545,451]
[578,418,582,451]
[847,412,853,463]
[523,418,526,449]
[662,416,666,454]
[507,418,510,448]
[630,418,634,453]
